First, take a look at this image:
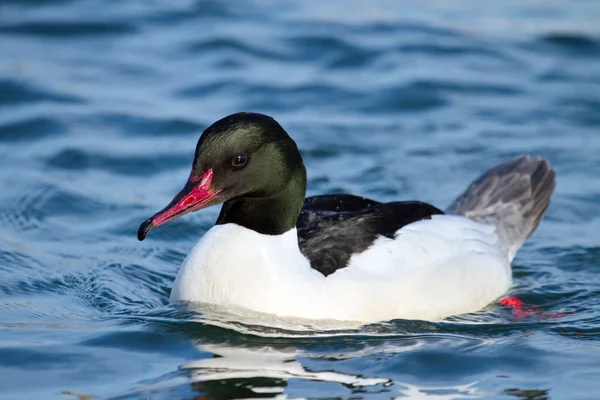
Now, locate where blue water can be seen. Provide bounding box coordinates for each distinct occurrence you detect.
[1,1,600,399]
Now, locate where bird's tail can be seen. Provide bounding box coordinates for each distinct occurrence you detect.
[446,155,556,260]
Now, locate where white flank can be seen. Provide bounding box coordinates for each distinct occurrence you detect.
[170,215,512,323]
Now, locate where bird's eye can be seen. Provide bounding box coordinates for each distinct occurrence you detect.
[232,153,248,169]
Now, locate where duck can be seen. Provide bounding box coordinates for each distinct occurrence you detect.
[138,112,556,323]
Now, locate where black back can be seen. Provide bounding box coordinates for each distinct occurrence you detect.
[297,195,444,276]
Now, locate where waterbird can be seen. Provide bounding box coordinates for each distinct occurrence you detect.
[138,112,555,323]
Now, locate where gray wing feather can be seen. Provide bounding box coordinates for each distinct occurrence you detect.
[446,155,556,260]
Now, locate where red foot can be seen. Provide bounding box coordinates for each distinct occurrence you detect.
[500,296,573,320]
[499,297,524,308]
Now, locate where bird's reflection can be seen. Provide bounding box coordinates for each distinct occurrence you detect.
[504,388,550,400]
[182,341,389,390]
[181,340,492,400]
[144,305,546,399]
[174,310,479,399]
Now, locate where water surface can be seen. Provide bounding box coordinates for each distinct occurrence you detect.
[1,1,600,399]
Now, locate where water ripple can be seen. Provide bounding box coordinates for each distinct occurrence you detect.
[0,20,136,37]
[0,79,84,106]
[46,148,189,176]
[0,116,66,142]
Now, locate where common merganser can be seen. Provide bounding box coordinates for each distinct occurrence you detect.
[138,112,556,323]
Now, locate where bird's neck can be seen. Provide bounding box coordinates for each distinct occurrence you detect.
[216,172,306,235]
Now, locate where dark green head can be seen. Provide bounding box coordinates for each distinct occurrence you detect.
[138,112,307,239]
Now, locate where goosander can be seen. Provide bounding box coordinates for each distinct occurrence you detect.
[138,112,556,323]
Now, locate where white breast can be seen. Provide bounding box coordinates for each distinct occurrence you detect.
[170,215,512,323]
[170,224,326,317]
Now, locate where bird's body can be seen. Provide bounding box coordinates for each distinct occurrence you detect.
[139,112,556,323]
[171,215,510,322]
